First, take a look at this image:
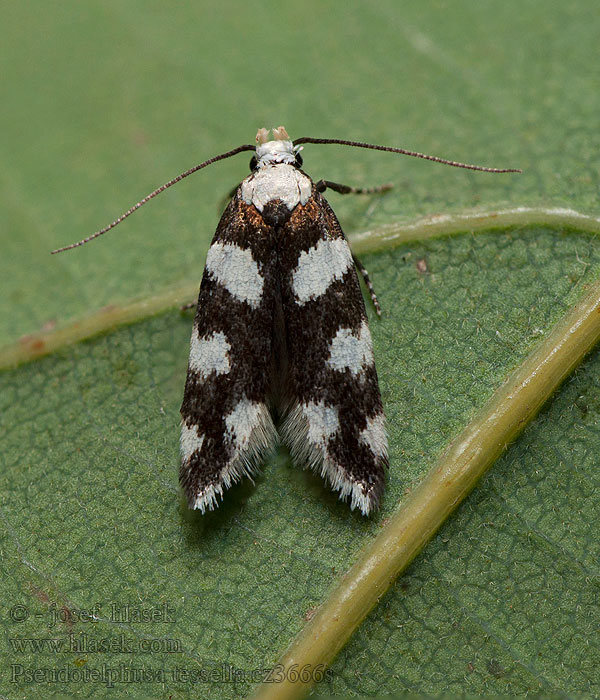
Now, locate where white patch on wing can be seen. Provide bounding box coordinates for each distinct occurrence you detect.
[280,401,338,469]
[185,399,277,514]
[188,330,231,378]
[303,401,340,447]
[225,399,270,449]
[223,398,277,473]
[180,422,205,461]
[327,320,374,377]
[359,412,387,459]
[292,238,353,304]
[241,163,311,211]
[205,242,263,308]
[280,400,380,516]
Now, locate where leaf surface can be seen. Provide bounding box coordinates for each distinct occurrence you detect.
[1,2,598,698]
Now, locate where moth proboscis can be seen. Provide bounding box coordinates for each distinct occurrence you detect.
[52,126,519,516]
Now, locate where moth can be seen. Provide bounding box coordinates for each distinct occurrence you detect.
[53,126,518,515]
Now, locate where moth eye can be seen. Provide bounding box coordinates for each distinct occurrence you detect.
[249,156,258,171]
[294,153,303,169]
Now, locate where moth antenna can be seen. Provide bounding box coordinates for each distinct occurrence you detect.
[292,137,521,173]
[51,143,256,254]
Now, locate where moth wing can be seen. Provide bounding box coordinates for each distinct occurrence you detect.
[278,191,388,515]
[179,193,278,512]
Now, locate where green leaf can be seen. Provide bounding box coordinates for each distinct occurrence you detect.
[1,2,599,699]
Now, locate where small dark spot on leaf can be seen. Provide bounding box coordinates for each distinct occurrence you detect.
[304,606,317,621]
[487,658,505,677]
[20,335,45,353]
[416,258,429,274]
[28,583,51,604]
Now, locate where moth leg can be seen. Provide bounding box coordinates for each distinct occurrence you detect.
[315,179,393,195]
[353,254,382,317]
[180,301,196,312]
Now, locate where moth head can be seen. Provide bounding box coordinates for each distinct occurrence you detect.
[251,125,303,170]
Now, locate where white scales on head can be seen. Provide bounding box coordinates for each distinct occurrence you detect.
[240,126,312,212]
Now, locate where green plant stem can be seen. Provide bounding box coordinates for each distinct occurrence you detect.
[0,282,198,370]
[352,206,600,253]
[250,276,600,700]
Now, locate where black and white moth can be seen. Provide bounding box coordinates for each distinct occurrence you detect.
[53,126,519,515]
